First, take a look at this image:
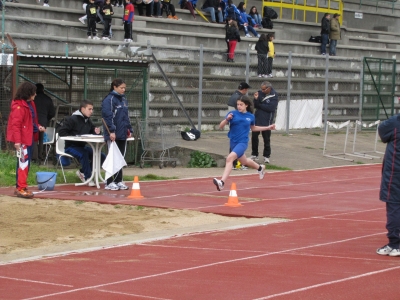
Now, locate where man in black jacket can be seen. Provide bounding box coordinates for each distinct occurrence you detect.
[251,81,278,164]
[58,100,105,186]
[320,13,330,55]
[33,83,55,162]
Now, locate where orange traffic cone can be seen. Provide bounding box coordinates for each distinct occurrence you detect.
[128,176,144,198]
[224,182,242,207]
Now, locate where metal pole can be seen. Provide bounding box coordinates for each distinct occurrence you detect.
[358,58,363,123]
[286,51,292,134]
[323,54,329,132]
[245,47,250,93]
[1,0,5,54]
[198,44,203,131]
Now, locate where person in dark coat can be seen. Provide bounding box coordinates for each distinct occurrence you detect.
[33,83,55,162]
[250,81,278,164]
[255,33,269,77]
[320,13,330,55]
[376,115,400,257]
[101,78,134,191]
[225,17,241,62]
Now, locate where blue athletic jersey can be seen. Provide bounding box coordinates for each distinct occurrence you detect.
[226,110,255,143]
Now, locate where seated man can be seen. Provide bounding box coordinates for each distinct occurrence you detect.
[58,100,105,186]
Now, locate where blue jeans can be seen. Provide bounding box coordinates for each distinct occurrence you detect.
[65,146,106,181]
[201,7,223,22]
[251,14,262,26]
[321,33,329,54]
[329,39,337,55]
[243,25,258,37]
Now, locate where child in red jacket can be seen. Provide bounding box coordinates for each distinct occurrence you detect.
[123,0,134,42]
[7,82,45,199]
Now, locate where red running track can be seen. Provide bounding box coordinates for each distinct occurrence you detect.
[1,164,399,299]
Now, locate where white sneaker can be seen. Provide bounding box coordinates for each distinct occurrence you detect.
[102,37,110,40]
[258,74,262,78]
[268,74,274,78]
[389,248,400,257]
[126,39,132,43]
[117,182,129,190]
[87,36,92,39]
[258,164,265,180]
[213,178,224,191]
[88,180,96,187]
[264,157,270,163]
[79,17,86,24]
[93,36,100,40]
[377,245,393,255]
[105,182,119,190]
[250,155,258,161]
[257,34,261,38]
[43,3,49,6]
[245,34,251,38]
[76,170,85,182]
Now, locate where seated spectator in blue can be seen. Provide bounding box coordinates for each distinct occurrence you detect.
[179,0,197,19]
[201,0,223,23]
[58,100,106,187]
[225,0,258,37]
[237,2,256,26]
[249,5,262,28]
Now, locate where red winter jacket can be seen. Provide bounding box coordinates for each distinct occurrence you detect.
[7,99,39,146]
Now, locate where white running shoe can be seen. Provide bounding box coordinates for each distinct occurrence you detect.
[377,245,393,255]
[43,3,49,6]
[389,248,400,257]
[258,164,265,180]
[87,36,92,39]
[245,34,251,38]
[213,178,224,191]
[102,37,110,40]
[105,182,119,190]
[264,157,270,164]
[88,180,96,187]
[76,170,85,182]
[250,155,258,161]
[117,182,129,190]
[93,36,100,40]
[79,17,86,24]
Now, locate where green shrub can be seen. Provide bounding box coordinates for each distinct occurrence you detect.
[188,151,217,168]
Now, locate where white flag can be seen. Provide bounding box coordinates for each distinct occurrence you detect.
[102,141,127,180]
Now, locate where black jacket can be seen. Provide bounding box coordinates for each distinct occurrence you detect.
[321,17,330,34]
[101,3,114,19]
[255,40,269,55]
[226,24,241,42]
[253,87,279,126]
[202,0,218,9]
[58,110,97,148]
[34,92,55,128]
[227,90,244,108]
[86,3,98,20]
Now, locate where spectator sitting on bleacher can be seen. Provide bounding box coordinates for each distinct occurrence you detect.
[201,0,223,23]
[249,6,262,28]
[225,0,258,38]
[153,0,163,17]
[79,0,90,24]
[179,0,197,19]
[237,2,256,27]
[113,0,124,6]
[162,0,179,19]
[137,0,154,17]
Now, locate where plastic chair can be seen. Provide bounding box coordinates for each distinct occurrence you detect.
[43,127,55,165]
[55,133,77,183]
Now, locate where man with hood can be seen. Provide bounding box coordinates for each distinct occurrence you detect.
[58,100,105,186]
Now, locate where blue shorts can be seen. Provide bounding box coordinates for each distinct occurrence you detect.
[230,141,248,159]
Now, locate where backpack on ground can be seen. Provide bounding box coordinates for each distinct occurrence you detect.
[263,7,278,19]
[262,17,273,29]
[308,36,322,43]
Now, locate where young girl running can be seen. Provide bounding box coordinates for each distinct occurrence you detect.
[213,96,276,191]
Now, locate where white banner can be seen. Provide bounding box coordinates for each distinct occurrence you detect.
[275,99,323,130]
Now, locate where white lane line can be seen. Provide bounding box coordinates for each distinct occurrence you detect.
[96,289,172,299]
[0,275,73,287]
[22,232,385,300]
[253,265,400,300]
